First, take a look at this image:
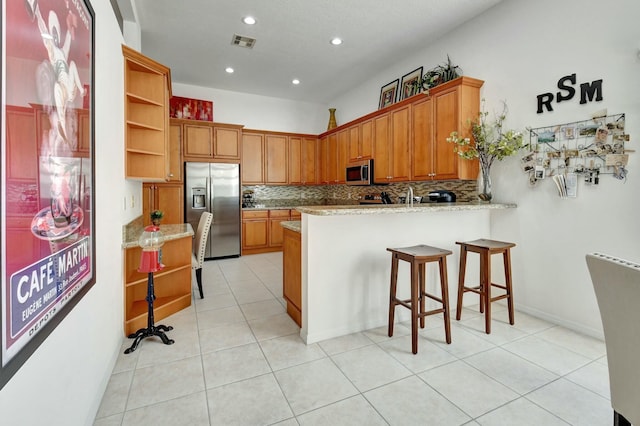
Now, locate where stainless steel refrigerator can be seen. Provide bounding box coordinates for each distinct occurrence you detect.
[185,162,241,259]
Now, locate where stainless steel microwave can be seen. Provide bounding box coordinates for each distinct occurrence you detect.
[346,159,373,186]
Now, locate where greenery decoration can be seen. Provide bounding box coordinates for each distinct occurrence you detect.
[446,100,525,170]
[150,210,164,221]
[420,55,462,92]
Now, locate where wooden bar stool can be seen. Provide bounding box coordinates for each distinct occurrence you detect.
[455,239,516,334]
[387,244,452,354]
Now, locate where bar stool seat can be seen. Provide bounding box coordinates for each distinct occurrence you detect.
[455,238,516,334]
[387,244,452,354]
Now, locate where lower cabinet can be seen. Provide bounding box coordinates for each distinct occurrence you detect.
[282,227,302,326]
[242,209,295,255]
[123,235,192,336]
[242,210,269,252]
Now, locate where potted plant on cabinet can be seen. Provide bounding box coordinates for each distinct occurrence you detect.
[150,209,164,226]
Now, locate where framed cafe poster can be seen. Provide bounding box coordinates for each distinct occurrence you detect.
[1,0,96,389]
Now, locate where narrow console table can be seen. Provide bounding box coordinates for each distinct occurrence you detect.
[122,221,194,336]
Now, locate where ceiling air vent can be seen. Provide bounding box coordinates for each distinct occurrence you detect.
[231,34,256,49]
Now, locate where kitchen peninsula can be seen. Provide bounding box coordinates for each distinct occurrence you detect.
[289,202,516,344]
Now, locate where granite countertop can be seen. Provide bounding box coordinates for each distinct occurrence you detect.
[296,202,516,216]
[122,217,194,249]
[281,220,301,232]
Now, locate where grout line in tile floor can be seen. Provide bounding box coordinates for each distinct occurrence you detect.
[95,252,611,426]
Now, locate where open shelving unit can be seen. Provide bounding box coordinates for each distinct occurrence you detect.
[123,45,172,181]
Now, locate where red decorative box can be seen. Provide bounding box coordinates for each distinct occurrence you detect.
[169,96,213,121]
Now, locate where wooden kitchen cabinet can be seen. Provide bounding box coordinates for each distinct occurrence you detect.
[124,235,191,335]
[242,209,296,254]
[302,137,319,185]
[290,135,319,185]
[183,122,213,159]
[336,129,348,184]
[182,121,242,162]
[288,136,302,185]
[268,209,291,248]
[213,124,242,161]
[325,133,339,184]
[241,131,265,184]
[373,113,391,183]
[265,133,288,184]
[348,120,373,162]
[282,227,302,326]
[319,76,482,184]
[412,77,482,180]
[242,210,269,253]
[375,105,411,183]
[123,45,171,181]
[142,183,183,226]
[318,136,328,184]
[167,122,183,182]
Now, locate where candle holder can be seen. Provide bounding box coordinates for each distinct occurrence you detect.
[124,225,175,354]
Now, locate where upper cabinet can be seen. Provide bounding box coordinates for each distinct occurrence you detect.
[183,122,213,159]
[323,76,483,183]
[412,77,482,181]
[301,136,319,185]
[348,119,373,162]
[214,124,242,161]
[180,119,242,163]
[265,133,288,184]
[167,122,182,182]
[242,130,317,185]
[122,45,172,181]
[241,131,265,184]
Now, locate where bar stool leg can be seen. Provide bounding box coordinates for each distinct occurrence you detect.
[481,250,491,334]
[388,255,399,337]
[456,246,467,320]
[439,257,452,344]
[411,260,419,354]
[419,262,426,328]
[504,249,515,325]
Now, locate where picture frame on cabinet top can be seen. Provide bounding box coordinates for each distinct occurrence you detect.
[379,79,399,109]
[399,66,423,100]
[1,0,96,391]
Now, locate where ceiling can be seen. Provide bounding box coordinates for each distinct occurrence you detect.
[119,0,503,104]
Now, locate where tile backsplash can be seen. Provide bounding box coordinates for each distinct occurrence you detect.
[243,181,477,207]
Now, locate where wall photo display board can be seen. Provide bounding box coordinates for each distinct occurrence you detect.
[525,113,629,196]
[1,0,96,389]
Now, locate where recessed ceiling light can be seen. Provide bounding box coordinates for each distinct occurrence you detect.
[225,67,234,74]
[242,16,256,25]
[330,37,343,46]
[292,79,300,85]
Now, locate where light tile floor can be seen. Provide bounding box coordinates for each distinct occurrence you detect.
[95,252,612,426]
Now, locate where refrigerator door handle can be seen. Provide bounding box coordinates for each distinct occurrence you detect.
[208,176,213,213]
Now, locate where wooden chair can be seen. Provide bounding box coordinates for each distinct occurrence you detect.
[586,253,640,426]
[192,212,213,299]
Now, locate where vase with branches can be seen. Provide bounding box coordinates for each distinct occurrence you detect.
[447,100,524,202]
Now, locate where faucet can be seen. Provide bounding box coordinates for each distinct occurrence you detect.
[406,186,414,207]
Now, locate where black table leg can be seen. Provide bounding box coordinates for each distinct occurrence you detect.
[125,272,174,354]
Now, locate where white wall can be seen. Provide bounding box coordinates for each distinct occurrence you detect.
[331,0,640,338]
[0,1,127,424]
[172,82,327,134]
